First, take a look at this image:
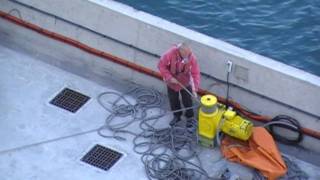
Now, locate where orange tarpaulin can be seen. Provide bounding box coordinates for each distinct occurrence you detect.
[221,127,287,180]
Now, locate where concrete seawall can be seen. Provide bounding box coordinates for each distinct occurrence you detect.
[0,0,319,152]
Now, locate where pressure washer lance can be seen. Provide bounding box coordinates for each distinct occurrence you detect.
[173,78,201,104]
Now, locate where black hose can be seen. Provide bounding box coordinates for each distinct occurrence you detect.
[264,115,303,145]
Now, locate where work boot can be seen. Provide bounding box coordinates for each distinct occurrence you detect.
[170,116,181,126]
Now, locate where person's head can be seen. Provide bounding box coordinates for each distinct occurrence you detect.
[177,42,192,60]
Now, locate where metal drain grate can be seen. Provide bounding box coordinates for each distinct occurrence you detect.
[50,88,90,113]
[81,144,123,171]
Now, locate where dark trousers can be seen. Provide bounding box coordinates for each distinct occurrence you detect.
[167,86,194,119]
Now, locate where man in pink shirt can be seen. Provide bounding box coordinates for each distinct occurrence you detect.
[158,42,201,128]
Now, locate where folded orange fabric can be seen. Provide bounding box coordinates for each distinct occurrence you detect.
[221,127,287,180]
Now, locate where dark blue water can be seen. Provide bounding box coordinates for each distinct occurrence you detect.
[116,0,320,76]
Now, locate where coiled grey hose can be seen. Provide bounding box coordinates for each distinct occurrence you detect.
[97,85,223,180]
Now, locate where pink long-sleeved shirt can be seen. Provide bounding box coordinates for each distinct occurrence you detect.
[157,45,200,92]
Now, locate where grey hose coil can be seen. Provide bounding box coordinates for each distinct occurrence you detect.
[97,85,224,180]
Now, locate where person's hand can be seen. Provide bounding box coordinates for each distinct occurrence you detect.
[169,77,179,84]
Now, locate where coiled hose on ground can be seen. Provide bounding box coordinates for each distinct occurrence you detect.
[97,85,223,180]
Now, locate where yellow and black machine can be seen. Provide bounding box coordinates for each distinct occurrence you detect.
[198,94,253,147]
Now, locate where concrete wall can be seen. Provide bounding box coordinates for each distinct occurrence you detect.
[0,0,320,152]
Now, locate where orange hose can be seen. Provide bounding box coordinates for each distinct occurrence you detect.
[1,11,319,140]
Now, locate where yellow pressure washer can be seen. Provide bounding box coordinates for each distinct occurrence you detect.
[198,94,253,147]
[173,78,253,147]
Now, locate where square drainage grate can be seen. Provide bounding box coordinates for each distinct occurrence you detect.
[81,144,123,171]
[50,88,90,113]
